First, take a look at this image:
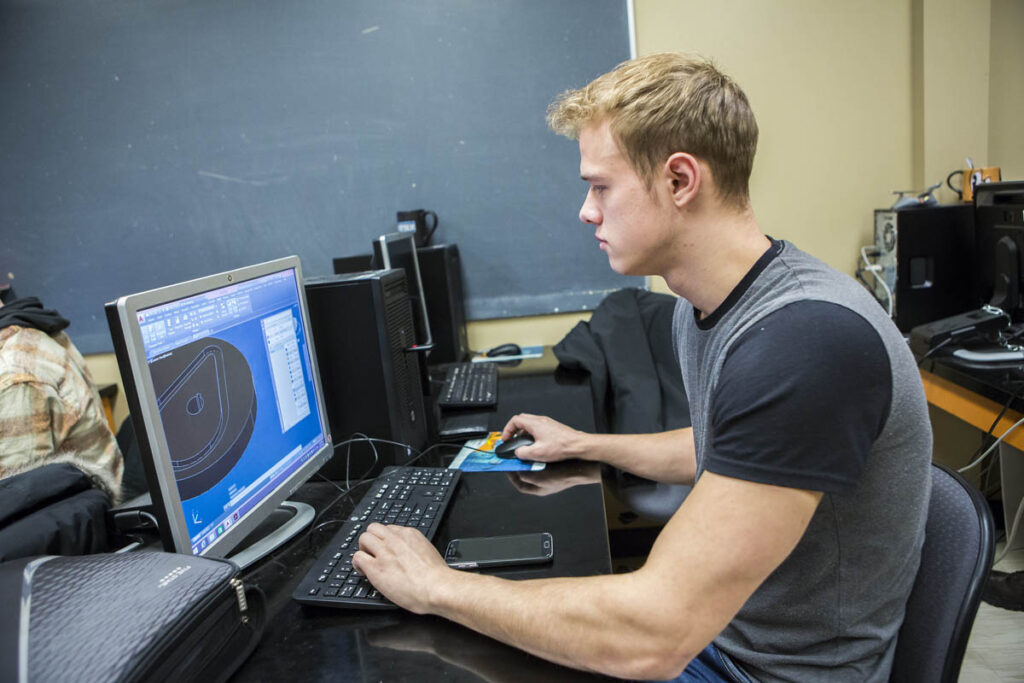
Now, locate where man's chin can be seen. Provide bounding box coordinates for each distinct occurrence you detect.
[607,257,648,278]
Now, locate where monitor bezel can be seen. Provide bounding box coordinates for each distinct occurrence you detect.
[111,255,334,560]
[376,232,434,348]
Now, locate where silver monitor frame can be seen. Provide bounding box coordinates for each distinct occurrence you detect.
[377,232,434,349]
[109,255,333,563]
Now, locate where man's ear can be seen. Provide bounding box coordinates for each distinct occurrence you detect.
[664,153,701,208]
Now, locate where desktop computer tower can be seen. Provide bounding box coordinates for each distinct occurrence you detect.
[304,270,428,479]
[333,244,470,365]
[871,205,976,332]
[417,243,470,364]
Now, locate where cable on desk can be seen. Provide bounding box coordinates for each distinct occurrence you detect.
[241,434,501,578]
[242,434,381,578]
[916,337,955,368]
[958,414,1024,475]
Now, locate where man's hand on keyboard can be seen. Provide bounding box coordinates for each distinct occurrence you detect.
[353,522,453,614]
[500,413,586,463]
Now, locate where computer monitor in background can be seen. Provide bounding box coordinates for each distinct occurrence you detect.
[373,232,434,351]
[106,256,334,568]
[975,181,1024,320]
[332,253,375,275]
[334,244,470,364]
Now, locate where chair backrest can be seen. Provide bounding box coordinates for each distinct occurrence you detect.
[890,463,994,682]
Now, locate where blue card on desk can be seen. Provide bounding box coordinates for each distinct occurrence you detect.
[449,432,546,472]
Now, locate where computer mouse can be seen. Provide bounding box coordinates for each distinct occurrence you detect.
[486,343,522,357]
[494,434,535,459]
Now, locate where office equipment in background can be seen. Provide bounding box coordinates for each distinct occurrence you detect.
[397,209,439,247]
[293,465,461,609]
[437,362,498,409]
[105,256,333,568]
[438,411,491,440]
[975,181,1024,320]
[947,163,1002,202]
[471,344,546,363]
[908,306,1010,357]
[332,253,375,275]
[865,205,976,332]
[890,183,941,210]
[417,243,471,364]
[304,270,429,479]
[373,232,434,353]
[336,243,470,365]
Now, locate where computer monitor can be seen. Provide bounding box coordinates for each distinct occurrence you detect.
[373,232,434,351]
[106,256,334,568]
[976,181,1024,320]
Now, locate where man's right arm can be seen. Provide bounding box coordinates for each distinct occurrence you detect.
[500,414,696,485]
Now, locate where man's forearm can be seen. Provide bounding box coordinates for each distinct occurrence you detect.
[572,428,695,484]
[428,569,696,680]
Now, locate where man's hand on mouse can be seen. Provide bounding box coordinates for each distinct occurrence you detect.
[500,413,587,463]
[353,523,455,614]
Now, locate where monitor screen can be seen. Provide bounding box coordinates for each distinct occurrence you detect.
[374,232,434,349]
[107,256,333,563]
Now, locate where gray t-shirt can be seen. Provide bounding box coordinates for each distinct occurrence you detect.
[673,239,932,682]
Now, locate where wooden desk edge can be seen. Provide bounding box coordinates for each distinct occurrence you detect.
[919,368,1024,450]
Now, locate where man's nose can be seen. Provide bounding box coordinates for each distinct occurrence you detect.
[579,190,601,225]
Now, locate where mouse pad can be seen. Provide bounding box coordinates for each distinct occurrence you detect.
[449,432,545,472]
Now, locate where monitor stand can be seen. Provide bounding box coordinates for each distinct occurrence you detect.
[225,501,315,570]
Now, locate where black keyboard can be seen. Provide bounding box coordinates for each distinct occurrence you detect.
[293,466,460,609]
[437,362,498,409]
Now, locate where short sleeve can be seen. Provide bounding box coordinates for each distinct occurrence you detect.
[705,301,892,494]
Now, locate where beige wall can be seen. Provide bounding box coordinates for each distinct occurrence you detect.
[989,0,1024,182]
[637,0,914,276]
[87,1,1024,447]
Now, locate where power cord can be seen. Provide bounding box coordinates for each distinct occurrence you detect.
[917,337,955,367]
[958,415,1024,475]
[859,245,894,318]
[236,432,503,577]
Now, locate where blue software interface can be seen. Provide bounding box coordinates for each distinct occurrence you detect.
[136,268,326,555]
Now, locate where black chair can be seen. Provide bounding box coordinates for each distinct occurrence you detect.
[890,463,995,682]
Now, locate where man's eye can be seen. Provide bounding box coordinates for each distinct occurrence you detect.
[592,186,606,194]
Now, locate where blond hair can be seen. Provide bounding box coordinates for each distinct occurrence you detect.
[547,53,758,209]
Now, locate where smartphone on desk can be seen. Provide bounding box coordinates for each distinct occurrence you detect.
[445,532,554,570]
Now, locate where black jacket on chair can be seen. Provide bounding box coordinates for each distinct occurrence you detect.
[554,288,690,435]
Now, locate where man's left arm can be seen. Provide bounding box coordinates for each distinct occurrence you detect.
[354,472,821,680]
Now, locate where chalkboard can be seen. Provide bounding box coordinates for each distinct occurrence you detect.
[0,0,639,354]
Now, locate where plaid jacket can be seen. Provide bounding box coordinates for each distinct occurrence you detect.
[0,325,123,495]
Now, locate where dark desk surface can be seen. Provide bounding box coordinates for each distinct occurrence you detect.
[925,354,1024,411]
[231,354,614,682]
[921,351,1024,451]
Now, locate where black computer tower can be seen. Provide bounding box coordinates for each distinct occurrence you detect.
[304,270,428,479]
[871,205,976,332]
[417,244,470,364]
[333,244,470,365]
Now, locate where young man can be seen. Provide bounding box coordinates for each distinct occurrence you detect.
[353,54,932,681]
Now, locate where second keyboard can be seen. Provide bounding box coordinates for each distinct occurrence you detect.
[437,362,498,409]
